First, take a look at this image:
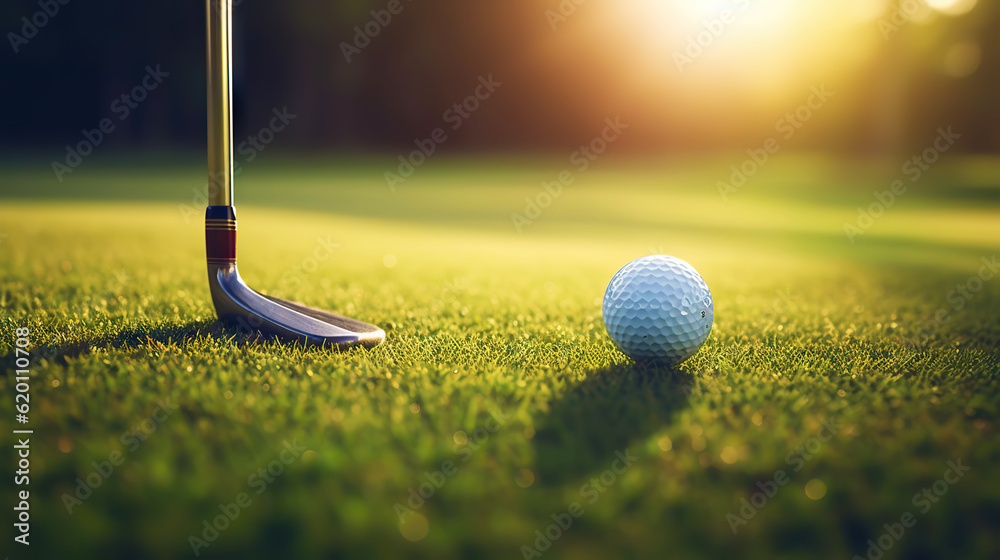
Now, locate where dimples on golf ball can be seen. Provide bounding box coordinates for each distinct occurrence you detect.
[602,255,714,364]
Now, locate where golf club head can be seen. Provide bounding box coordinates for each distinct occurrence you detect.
[204,5,381,349]
[206,206,385,349]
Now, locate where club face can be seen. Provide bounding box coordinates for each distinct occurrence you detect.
[208,263,385,348]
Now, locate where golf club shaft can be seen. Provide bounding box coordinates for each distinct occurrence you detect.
[207,0,234,207]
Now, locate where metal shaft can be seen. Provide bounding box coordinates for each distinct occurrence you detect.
[207,0,234,207]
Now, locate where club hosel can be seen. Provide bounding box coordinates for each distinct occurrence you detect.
[206,205,237,265]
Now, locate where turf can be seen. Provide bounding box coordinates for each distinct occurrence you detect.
[1,154,999,559]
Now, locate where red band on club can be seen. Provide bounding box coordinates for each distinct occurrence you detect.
[206,220,237,262]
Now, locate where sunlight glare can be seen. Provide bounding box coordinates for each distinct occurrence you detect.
[926,0,978,16]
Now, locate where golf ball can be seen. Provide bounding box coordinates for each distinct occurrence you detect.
[602,255,714,365]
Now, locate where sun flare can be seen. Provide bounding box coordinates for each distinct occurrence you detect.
[591,0,889,112]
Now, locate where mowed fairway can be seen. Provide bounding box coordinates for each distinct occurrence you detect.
[1,155,999,559]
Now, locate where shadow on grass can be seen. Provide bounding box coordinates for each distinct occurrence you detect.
[531,362,694,487]
[30,320,345,363]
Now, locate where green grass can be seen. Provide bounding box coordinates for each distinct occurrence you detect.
[1,154,999,559]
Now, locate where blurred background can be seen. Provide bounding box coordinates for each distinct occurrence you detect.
[2,3,1000,559]
[1,0,996,158]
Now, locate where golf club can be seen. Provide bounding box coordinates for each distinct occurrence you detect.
[204,0,384,348]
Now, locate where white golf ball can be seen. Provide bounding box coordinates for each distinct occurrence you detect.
[602,255,714,365]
